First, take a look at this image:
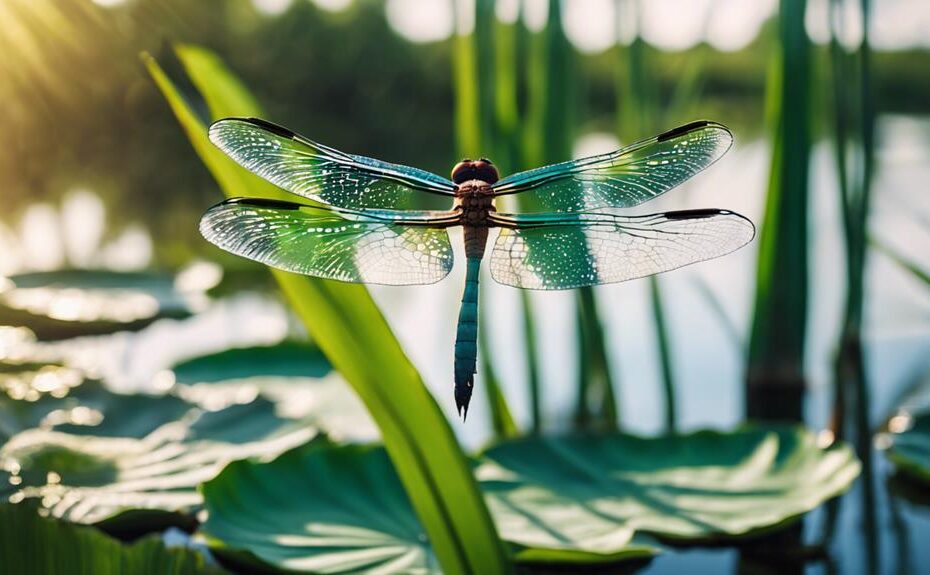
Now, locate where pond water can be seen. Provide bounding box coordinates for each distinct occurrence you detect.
[2,116,930,573]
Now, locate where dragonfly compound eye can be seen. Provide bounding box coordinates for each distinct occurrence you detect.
[451,161,473,184]
[474,159,499,184]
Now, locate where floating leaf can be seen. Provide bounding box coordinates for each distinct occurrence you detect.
[478,426,859,565]
[1,394,314,530]
[200,427,854,572]
[172,343,374,441]
[0,368,190,445]
[0,270,197,340]
[0,503,224,575]
[884,410,930,485]
[202,441,440,575]
[171,341,331,384]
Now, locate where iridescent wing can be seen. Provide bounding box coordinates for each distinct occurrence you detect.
[201,198,459,286]
[488,209,755,290]
[492,121,732,212]
[209,118,457,210]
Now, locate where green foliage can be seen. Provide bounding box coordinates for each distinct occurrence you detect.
[202,440,440,575]
[171,342,331,383]
[0,504,223,575]
[199,425,859,572]
[746,0,812,418]
[615,4,672,432]
[479,426,860,561]
[1,388,314,529]
[145,45,511,575]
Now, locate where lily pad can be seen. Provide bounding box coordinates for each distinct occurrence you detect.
[172,344,373,441]
[171,341,331,383]
[201,441,439,575]
[478,426,860,564]
[0,503,224,574]
[0,395,315,530]
[884,409,930,485]
[0,368,187,444]
[0,270,197,340]
[199,426,859,573]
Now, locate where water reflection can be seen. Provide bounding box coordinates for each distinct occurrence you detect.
[0,189,153,275]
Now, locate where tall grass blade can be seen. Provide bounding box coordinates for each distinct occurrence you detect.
[525,0,618,431]
[746,0,812,421]
[479,299,520,439]
[616,0,675,430]
[453,6,481,159]
[649,277,677,430]
[493,5,521,175]
[574,287,618,429]
[513,3,553,431]
[454,0,520,437]
[872,240,930,288]
[145,46,512,575]
[693,278,744,352]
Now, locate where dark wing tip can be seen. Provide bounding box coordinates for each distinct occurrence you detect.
[663,207,757,243]
[221,197,304,211]
[656,120,730,142]
[242,117,297,139]
[208,117,297,140]
[664,208,730,220]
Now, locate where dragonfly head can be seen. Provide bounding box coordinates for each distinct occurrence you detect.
[452,158,499,185]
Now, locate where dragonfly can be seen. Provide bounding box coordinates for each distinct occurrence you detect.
[200,118,755,419]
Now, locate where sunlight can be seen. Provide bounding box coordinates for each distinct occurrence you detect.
[564,0,615,54]
[385,0,454,43]
[252,0,293,17]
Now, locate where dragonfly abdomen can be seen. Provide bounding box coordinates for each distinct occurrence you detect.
[453,257,482,419]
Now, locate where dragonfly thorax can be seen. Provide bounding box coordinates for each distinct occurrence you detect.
[454,181,496,226]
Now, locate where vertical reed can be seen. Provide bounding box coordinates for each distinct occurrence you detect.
[830,0,878,569]
[453,0,518,438]
[616,0,676,431]
[746,0,811,421]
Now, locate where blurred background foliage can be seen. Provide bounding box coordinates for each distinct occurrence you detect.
[2,0,929,270]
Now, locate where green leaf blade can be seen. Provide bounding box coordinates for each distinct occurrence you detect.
[144,46,511,575]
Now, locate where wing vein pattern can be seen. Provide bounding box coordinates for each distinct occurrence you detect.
[492,121,732,212]
[489,208,755,290]
[209,118,457,210]
[201,199,456,286]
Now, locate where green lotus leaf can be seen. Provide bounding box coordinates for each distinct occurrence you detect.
[171,341,331,383]
[0,369,191,444]
[171,344,374,442]
[201,441,439,575]
[478,426,860,564]
[0,396,315,530]
[0,503,224,575]
[884,409,930,485]
[0,270,197,340]
[0,362,88,442]
[199,425,858,573]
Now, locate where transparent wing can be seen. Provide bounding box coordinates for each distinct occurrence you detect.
[488,208,755,290]
[201,198,459,286]
[209,118,457,209]
[492,121,732,212]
